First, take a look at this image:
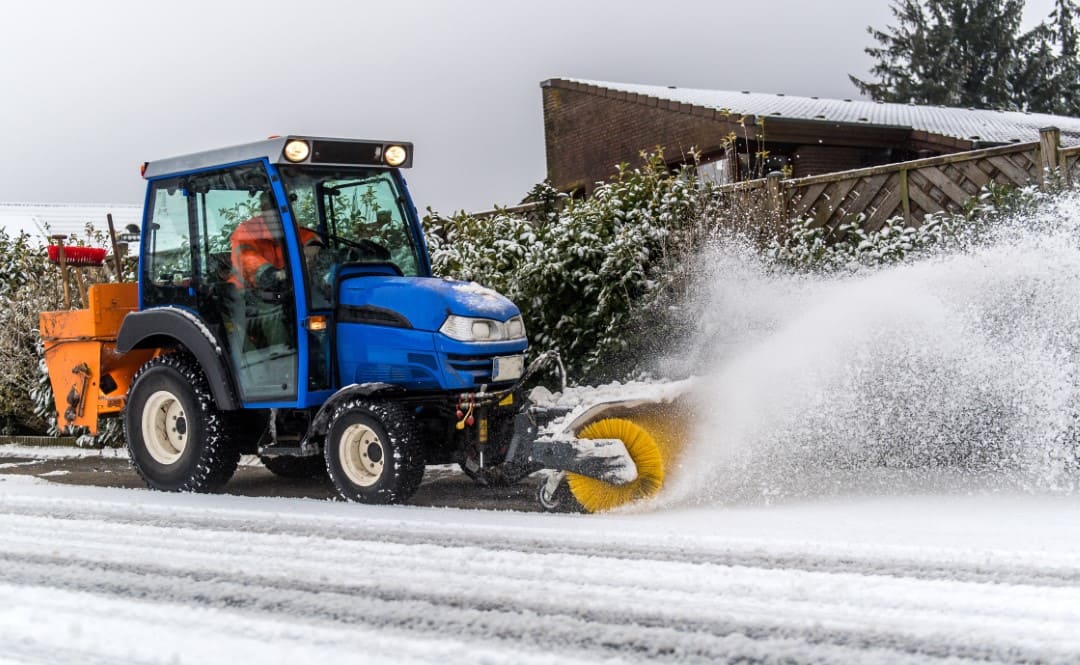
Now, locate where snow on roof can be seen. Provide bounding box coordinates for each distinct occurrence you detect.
[0,202,141,245]
[555,78,1080,146]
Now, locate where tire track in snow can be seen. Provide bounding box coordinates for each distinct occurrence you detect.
[0,550,1035,665]
[1,511,1079,664]
[1,498,1078,589]
[3,642,160,665]
[6,512,1073,636]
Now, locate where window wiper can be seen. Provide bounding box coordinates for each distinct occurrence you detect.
[324,177,382,195]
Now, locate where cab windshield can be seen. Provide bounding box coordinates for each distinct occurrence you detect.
[279,165,423,308]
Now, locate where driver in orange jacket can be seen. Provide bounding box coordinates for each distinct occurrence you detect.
[230,192,322,291]
[229,192,323,348]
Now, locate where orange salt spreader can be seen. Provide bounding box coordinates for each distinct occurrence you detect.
[38,239,156,434]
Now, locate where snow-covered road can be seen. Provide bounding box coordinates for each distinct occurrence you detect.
[1,474,1078,664]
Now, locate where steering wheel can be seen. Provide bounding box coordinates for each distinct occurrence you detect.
[339,238,391,262]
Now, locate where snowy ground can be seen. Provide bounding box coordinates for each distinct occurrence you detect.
[1,469,1079,664]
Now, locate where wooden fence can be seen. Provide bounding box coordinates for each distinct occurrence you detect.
[1064,142,1080,187]
[723,126,1076,234]
[466,127,1078,232]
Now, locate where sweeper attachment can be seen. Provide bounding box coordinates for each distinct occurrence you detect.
[500,376,694,513]
[36,135,689,513]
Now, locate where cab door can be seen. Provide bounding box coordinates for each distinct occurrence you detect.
[142,163,300,403]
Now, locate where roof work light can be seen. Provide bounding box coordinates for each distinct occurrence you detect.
[384,145,408,167]
[283,139,311,163]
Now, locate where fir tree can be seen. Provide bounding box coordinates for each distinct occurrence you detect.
[1009,0,1080,114]
[1044,0,1080,114]
[851,0,1028,109]
[851,0,1080,114]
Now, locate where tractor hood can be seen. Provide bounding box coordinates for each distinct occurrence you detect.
[337,275,521,332]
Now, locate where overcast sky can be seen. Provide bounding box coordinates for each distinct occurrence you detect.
[0,0,1058,214]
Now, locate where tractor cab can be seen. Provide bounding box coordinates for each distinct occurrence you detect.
[135,137,434,409]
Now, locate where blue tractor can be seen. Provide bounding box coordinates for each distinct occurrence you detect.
[79,136,647,506]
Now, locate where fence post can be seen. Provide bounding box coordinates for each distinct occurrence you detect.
[1039,126,1061,189]
[899,167,911,225]
[766,171,785,234]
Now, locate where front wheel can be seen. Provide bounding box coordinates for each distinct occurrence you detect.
[325,399,425,504]
[125,353,239,492]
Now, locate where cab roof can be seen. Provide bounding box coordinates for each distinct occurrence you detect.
[142,136,413,179]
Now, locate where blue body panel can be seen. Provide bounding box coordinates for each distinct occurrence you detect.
[336,323,528,391]
[337,275,528,391]
[338,275,520,331]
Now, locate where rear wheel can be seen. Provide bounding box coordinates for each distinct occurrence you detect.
[125,353,239,492]
[325,399,425,504]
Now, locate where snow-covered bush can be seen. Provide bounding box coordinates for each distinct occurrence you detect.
[428,153,708,382]
[0,225,126,445]
[0,229,62,434]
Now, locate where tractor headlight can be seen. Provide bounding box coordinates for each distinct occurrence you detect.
[471,320,496,340]
[505,316,526,339]
[439,315,527,342]
[283,139,310,163]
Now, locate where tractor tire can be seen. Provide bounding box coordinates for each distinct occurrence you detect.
[260,454,327,479]
[125,353,240,492]
[325,399,425,504]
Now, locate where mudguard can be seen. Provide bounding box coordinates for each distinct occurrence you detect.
[116,307,239,410]
[307,381,404,441]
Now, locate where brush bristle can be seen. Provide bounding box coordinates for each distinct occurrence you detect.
[567,418,666,513]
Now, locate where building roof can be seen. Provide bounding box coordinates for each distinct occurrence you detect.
[550,78,1080,147]
[0,202,142,245]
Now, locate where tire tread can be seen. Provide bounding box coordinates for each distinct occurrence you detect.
[326,398,425,503]
[126,353,239,493]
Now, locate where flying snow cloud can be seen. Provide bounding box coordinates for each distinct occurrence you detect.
[659,190,1080,507]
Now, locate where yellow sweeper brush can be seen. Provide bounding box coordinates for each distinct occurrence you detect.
[561,398,692,513]
[567,418,665,512]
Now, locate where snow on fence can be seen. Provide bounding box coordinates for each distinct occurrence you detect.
[724,126,1074,236]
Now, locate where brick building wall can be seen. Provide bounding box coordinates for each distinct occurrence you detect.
[790,146,896,179]
[543,81,748,195]
[541,79,972,194]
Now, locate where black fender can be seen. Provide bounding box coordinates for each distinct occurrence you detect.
[116,307,240,410]
[308,382,403,440]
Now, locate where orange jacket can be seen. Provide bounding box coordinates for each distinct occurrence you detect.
[230,216,319,288]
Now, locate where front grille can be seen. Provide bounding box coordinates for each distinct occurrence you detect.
[354,364,429,385]
[407,353,438,370]
[338,305,412,328]
[445,353,494,385]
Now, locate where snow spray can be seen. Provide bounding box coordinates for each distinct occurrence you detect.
[658,190,1080,506]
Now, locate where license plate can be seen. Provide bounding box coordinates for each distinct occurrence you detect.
[492,354,524,382]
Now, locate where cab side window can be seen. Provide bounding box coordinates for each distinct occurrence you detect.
[143,179,194,308]
[142,165,300,402]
